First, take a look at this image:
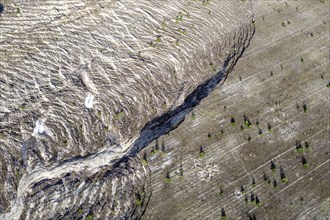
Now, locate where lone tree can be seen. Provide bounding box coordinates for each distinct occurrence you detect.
[252,177,256,187]
[199,146,205,157]
[303,103,308,113]
[164,172,171,183]
[250,192,256,205]
[302,156,309,169]
[270,160,277,172]
[230,116,236,125]
[280,167,288,183]
[240,185,245,194]
[255,195,261,206]
[244,114,252,128]
[296,140,304,153]
[219,188,224,196]
[248,213,257,220]
[273,178,278,188]
[263,172,268,182]
[221,208,227,220]
[267,122,272,131]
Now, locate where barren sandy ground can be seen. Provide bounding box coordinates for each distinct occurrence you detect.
[0,0,329,219]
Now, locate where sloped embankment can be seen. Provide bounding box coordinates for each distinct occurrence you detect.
[0,0,254,218]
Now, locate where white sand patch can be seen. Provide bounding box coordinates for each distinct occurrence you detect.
[32,119,46,136]
[85,93,94,108]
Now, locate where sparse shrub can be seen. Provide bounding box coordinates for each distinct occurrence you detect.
[263,172,268,182]
[303,103,308,113]
[164,172,171,183]
[250,192,256,205]
[199,146,205,157]
[280,167,288,183]
[175,39,180,46]
[209,62,216,72]
[135,199,142,206]
[244,115,252,128]
[281,22,286,27]
[178,28,186,34]
[151,140,160,156]
[179,165,184,179]
[221,208,227,220]
[267,179,271,185]
[114,110,125,119]
[267,122,272,132]
[161,139,166,154]
[296,141,304,154]
[203,0,211,6]
[141,152,148,166]
[86,214,93,220]
[219,188,224,196]
[273,179,278,188]
[248,213,257,220]
[135,192,142,206]
[270,161,277,172]
[230,116,236,126]
[252,178,256,187]
[255,195,261,206]
[156,35,161,42]
[304,141,311,152]
[302,156,309,169]
[161,21,166,29]
[240,185,245,194]
[245,195,248,203]
[175,14,183,23]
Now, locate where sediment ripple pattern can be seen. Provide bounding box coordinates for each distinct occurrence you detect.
[0,0,254,218]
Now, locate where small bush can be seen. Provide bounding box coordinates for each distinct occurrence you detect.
[270,161,277,172]
[303,103,308,113]
[86,214,93,220]
[273,179,278,188]
[251,178,256,187]
[230,116,236,126]
[199,146,205,157]
[219,188,224,196]
[164,172,171,183]
[281,178,288,183]
[302,156,309,169]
